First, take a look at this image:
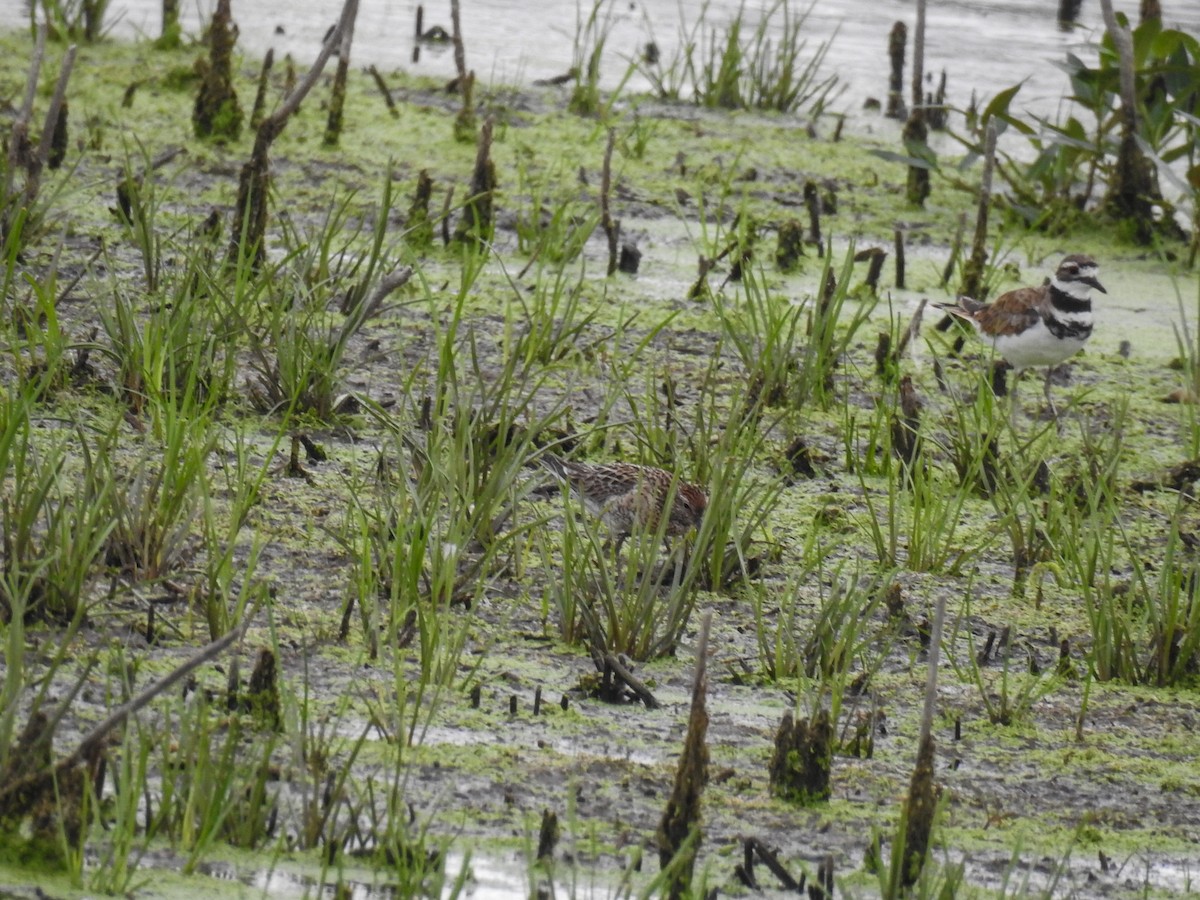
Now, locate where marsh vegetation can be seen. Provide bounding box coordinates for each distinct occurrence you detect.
[1,1,1200,897]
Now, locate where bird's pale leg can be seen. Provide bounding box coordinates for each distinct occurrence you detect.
[604,533,628,569]
[1008,370,1022,427]
[1042,366,1061,427]
[669,542,686,594]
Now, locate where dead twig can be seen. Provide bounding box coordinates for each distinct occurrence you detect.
[601,651,659,709]
[601,128,618,276]
[0,619,251,815]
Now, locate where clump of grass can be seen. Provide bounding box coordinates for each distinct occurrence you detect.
[145,690,278,868]
[1,26,78,250]
[618,339,785,595]
[503,259,606,368]
[99,256,239,417]
[858,401,987,576]
[114,140,181,294]
[103,405,211,582]
[754,559,896,767]
[344,399,542,741]
[38,0,114,42]
[245,175,413,420]
[640,0,839,115]
[513,160,599,266]
[339,253,571,739]
[5,259,89,402]
[568,0,635,118]
[543,486,696,661]
[793,245,879,410]
[948,595,1062,726]
[0,419,114,625]
[1082,505,1200,687]
[536,327,784,659]
[712,266,803,409]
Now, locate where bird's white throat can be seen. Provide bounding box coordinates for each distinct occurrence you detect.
[1053,272,1099,300]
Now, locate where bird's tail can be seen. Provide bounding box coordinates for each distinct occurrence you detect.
[933,296,984,332]
[934,296,985,316]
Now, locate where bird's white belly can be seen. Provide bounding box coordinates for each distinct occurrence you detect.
[990,320,1087,370]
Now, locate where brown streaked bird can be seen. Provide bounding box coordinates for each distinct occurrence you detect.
[935,254,1105,418]
[537,453,708,551]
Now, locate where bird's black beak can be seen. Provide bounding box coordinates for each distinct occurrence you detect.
[1085,276,1107,294]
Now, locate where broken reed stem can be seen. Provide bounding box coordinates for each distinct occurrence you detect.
[898,592,946,888]
[803,181,822,256]
[601,127,618,276]
[368,65,399,118]
[455,115,495,243]
[891,374,922,469]
[886,22,906,119]
[864,247,887,291]
[163,0,180,39]
[536,809,559,860]
[257,3,353,144]
[3,24,46,210]
[249,49,275,130]
[747,838,802,890]
[149,147,186,172]
[893,228,905,289]
[405,169,434,248]
[324,0,359,147]
[941,211,966,286]
[35,45,77,166]
[358,266,414,319]
[1058,0,1082,25]
[920,594,946,745]
[440,185,455,245]
[929,70,947,129]
[960,120,996,300]
[229,0,357,263]
[453,70,477,141]
[901,730,936,887]
[602,651,659,709]
[450,0,467,89]
[17,24,45,124]
[895,298,927,359]
[193,0,243,140]
[1098,0,1161,242]
[656,611,711,900]
[902,0,930,206]
[22,41,77,212]
[911,0,926,113]
[768,707,833,803]
[1098,0,1138,133]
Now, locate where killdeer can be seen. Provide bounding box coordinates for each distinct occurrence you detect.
[936,254,1105,419]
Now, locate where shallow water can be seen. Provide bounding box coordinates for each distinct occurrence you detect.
[10,0,1200,121]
